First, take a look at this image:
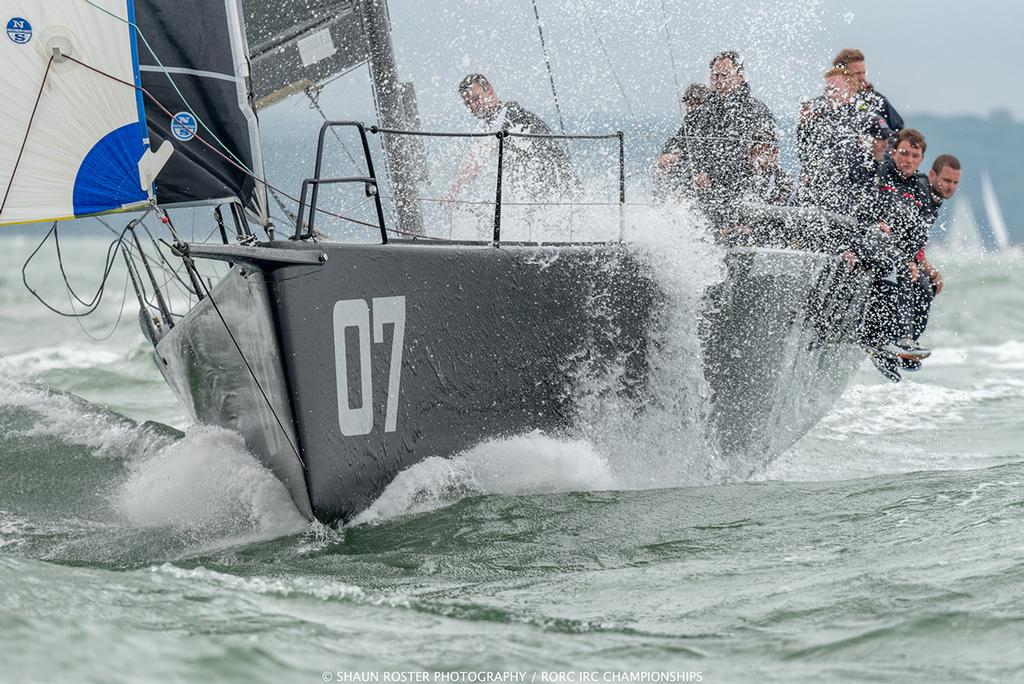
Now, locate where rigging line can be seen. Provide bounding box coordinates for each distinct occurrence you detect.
[62,55,426,239]
[305,85,364,171]
[658,0,684,118]
[528,0,566,133]
[185,258,305,469]
[53,221,116,309]
[22,221,129,318]
[584,14,637,122]
[142,224,200,297]
[1,55,55,215]
[82,0,251,172]
[70,264,131,343]
[657,0,696,187]
[99,214,198,303]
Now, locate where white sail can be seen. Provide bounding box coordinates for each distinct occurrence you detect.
[0,0,155,226]
[981,171,1011,251]
[942,195,986,254]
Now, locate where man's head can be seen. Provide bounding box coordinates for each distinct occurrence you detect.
[928,155,962,199]
[823,67,858,104]
[458,74,500,119]
[833,48,868,89]
[748,140,779,174]
[893,128,926,177]
[683,83,710,113]
[867,117,893,161]
[709,51,746,95]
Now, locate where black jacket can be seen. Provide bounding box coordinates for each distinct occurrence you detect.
[797,96,875,214]
[484,101,575,196]
[861,159,931,258]
[682,83,777,194]
[855,88,904,132]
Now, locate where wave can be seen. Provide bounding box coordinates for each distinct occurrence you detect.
[0,379,308,564]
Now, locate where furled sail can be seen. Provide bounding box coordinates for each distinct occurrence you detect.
[240,0,368,109]
[134,0,268,223]
[0,0,154,226]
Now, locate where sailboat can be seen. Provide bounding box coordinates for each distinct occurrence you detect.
[981,171,1012,252]
[1,0,872,523]
[941,195,987,256]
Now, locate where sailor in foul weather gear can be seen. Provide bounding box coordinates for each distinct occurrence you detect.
[857,129,934,369]
[832,48,905,132]
[446,73,576,206]
[797,67,876,217]
[656,83,710,199]
[908,154,963,340]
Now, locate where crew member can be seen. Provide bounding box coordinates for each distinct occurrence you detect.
[444,74,575,204]
[832,48,904,132]
[684,51,778,223]
[858,128,933,375]
[797,67,875,216]
[910,154,963,340]
[656,83,710,198]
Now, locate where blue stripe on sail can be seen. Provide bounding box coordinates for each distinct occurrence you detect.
[125,0,147,135]
[72,123,147,216]
[125,0,151,194]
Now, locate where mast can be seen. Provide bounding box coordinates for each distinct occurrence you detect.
[358,0,425,235]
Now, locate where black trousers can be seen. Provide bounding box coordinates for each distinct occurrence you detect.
[911,274,935,341]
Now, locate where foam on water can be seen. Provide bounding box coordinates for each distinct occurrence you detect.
[115,426,309,539]
[151,563,370,602]
[0,376,171,459]
[0,346,123,376]
[0,378,308,558]
[354,430,615,523]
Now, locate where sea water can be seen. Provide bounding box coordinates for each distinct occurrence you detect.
[1,232,1022,683]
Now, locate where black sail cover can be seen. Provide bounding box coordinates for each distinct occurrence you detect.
[135,0,268,223]
[241,0,368,109]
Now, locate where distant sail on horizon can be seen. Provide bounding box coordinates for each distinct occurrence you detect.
[981,171,1012,251]
[942,194,987,254]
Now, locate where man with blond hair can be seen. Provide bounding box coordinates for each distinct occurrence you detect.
[833,48,904,132]
[797,66,875,215]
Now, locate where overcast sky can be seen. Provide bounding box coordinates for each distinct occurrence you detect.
[263,0,1018,133]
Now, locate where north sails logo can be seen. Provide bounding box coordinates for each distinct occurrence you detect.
[170,112,197,142]
[6,17,32,44]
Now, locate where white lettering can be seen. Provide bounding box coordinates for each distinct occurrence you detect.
[333,299,374,436]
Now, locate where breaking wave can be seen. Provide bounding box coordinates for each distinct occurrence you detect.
[0,378,308,563]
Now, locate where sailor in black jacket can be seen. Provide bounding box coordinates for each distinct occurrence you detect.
[685,52,777,197]
[678,52,777,230]
[797,67,876,216]
[446,74,575,204]
[858,129,932,357]
[909,154,963,339]
[832,48,905,132]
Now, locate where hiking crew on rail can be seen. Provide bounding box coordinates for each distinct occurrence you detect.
[447,49,962,382]
[651,48,962,382]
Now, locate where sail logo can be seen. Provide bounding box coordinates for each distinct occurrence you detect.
[5,17,31,44]
[333,297,406,437]
[170,112,197,142]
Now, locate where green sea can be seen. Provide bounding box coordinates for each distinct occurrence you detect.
[2,235,1023,683]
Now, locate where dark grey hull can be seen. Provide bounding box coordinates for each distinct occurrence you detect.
[154,240,869,523]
